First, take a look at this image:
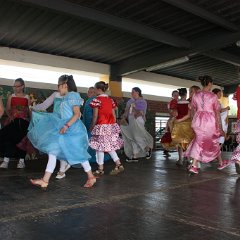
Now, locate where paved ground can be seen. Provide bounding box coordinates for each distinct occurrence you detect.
[0,151,240,240]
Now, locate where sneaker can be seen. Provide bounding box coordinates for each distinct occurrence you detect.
[126,157,139,163]
[146,149,152,159]
[17,161,25,169]
[0,161,8,169]
[217,160,230,170]
[56,172,66,179]
[189,165,199,174]
[110,165,124,175]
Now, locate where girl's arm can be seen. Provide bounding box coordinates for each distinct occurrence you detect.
[220,106,230,113]
[90,107,98,132]
[216,109,224,136]
[176,110,190,122]
[214,100,224,136]
[112,109,116,122]
[0,97,4,118]
[6,95,12,120]
[32,92,56,111]
[60,106,81,134]
[27,96,31,118]
[122,105,130,119]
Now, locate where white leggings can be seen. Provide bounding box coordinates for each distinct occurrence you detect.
[96,150,119,165]
[46,154,91,173]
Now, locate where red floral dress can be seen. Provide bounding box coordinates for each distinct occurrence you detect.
[89,94,123,152]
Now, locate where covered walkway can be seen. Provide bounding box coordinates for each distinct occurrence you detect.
[0,151,239,240]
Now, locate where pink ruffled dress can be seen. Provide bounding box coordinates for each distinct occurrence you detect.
[185,91,221,162]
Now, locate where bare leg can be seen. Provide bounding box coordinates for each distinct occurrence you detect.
[30,154,56,188]
[82,161,96,188]
[176,146,183,165]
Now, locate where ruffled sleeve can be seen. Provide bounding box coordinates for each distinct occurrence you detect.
[212,94,221,112]
[111,98,116,109]
[126,98,134,108]
[90,98,101,108]
[190,94,197,110]
[66,92,84,107]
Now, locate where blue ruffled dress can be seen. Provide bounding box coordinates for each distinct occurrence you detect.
[28,92,90,166]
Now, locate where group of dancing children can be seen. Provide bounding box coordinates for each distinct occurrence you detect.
[0,76,125,189]
[161,75,233,174]
[0,75,154,189]
[2,74,240,187]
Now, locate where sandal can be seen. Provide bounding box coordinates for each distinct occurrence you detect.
[235,161,240,174]
[110,164,124,175]
[84,177,96,188]
[30,178,48,190]
[93,169,104,177]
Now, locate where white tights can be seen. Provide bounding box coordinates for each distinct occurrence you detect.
[45,154,91,173]
[96,150,119,165]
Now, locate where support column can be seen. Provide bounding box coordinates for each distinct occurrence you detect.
[109,65,123,97]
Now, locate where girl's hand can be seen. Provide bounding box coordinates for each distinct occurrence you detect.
[60,125,68,134]
[89,125,94,132]
[220,129,225,136]
[134,112,142,118]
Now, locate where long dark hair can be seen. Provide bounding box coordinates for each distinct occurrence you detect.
[199,75,213,87]
[177,88,187,97]
[58,75,77,92]
[15,78,25,92]
[212,88,221,95]
[132,87,142,97]
[94,81,109,92]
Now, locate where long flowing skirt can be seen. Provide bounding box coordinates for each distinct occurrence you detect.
[28,112,90,166]
[185,112,220,163]
[171,119,194,150]
[0,118,29,158]
[161,132,176,150]
[17,111,54,156]
[120,116,153,159]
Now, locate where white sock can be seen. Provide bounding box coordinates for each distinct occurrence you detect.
[81,161,91,172]
[59,160,68,173]
[3,157,9,163]
[46,154,57,173]
[108,150,119,162]
[96,151,104,165]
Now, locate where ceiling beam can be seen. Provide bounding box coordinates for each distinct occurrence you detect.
[203,50,240,66]
[161,0,238,32]
[19,0,190,48]
[110,31,240,77]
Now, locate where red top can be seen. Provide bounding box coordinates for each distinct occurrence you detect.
[176,100,189,119]
[236,86,240,120]
[168,99,177,110]
[10,95,29,120]
[90,95,116,124]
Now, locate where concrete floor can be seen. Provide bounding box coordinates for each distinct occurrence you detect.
[0,151,240,240]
